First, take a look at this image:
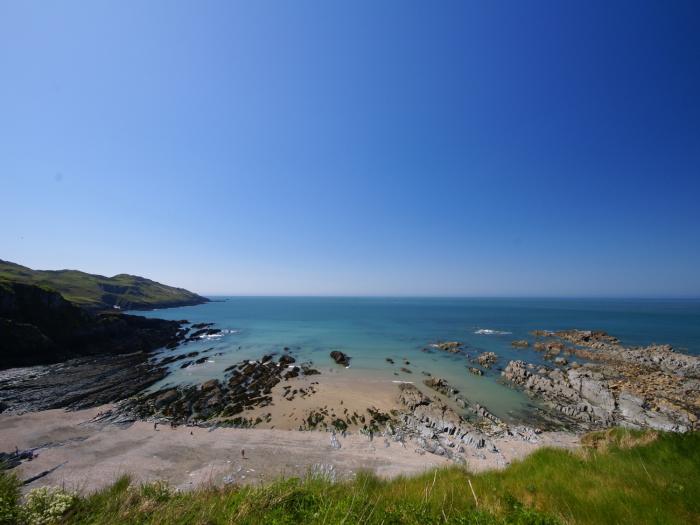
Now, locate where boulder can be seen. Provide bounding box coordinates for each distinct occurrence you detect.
[330,351,351,366]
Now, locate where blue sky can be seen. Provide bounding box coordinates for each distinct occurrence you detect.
[1,1,699,297]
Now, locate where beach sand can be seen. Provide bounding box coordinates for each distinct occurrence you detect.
[243,366,405,430]
[1,372,579,494]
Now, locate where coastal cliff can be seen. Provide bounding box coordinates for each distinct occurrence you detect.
[0,280,186,369]
[0,259,209,311]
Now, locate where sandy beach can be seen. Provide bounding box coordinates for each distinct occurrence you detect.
[1,394,579,495]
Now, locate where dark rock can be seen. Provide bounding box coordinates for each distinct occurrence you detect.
[0,281,188,370]
[330,351,351,367]
[433,341,463,353]
[279,354,296,366]
[0,449,34,470]
[0,352,169,413]
[155,389,179,408]
[423,377,459,397]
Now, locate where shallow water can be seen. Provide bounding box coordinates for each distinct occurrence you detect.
[131,297,700,423]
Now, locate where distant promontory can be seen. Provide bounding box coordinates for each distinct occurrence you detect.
[0,259,208,311]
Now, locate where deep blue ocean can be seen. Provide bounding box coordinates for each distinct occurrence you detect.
[132,297,700,423]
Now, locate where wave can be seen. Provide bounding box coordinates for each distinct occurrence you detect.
[201,333,224,340]
[474,328,512,335]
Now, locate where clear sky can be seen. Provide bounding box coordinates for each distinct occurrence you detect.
[1,1,699,297]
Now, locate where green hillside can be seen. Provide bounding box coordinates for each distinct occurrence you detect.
[0,259,208,311]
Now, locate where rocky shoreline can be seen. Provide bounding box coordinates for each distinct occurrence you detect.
[3,317,699,479]
[502,330,699,432]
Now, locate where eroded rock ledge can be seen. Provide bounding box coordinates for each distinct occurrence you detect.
[372,377,541,465]
[502,330,699,432]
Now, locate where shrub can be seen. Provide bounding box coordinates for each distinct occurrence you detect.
[22,486,76,525]
[0,471,22,525]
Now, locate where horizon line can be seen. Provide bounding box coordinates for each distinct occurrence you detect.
[197,294,700,301]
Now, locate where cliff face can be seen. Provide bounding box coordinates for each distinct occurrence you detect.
[0,281,186,369]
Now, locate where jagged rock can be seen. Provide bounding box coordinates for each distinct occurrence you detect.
[477,352,498,368]
[511,340,529,348]
[553,329,620,347]
[118,356,317,424]
[468,367,483,376]
[461,432,485,449]
[502,336,700,433]
[423,377,459,397]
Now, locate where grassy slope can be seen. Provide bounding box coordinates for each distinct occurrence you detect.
[2,429,698,524]
[0,259,207,310]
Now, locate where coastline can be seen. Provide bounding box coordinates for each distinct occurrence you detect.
[1,292,698,497]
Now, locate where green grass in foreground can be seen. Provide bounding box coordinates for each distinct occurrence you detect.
[1,429,699,524]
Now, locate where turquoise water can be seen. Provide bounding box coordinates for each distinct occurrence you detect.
[132,297,700,423]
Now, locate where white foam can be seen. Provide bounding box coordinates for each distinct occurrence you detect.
[474,328,512,335]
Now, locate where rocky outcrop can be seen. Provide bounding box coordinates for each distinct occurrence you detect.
[0,281,187,369]
[549,329,620,347]
[503,339,700,432]
[389,383,534,464]
[511,340,529,348]
[476,352,498,368]
[121,355,321,425]
[432,341,463,353]
[423,377,459,397]
[0,352,169,414]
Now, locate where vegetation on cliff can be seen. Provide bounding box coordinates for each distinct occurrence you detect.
[1,429,698,524]
[0,259,208,311]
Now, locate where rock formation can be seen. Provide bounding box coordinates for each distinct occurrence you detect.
[502,331,699,432]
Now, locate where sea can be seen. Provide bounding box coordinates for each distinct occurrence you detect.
[130,297,700,424]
